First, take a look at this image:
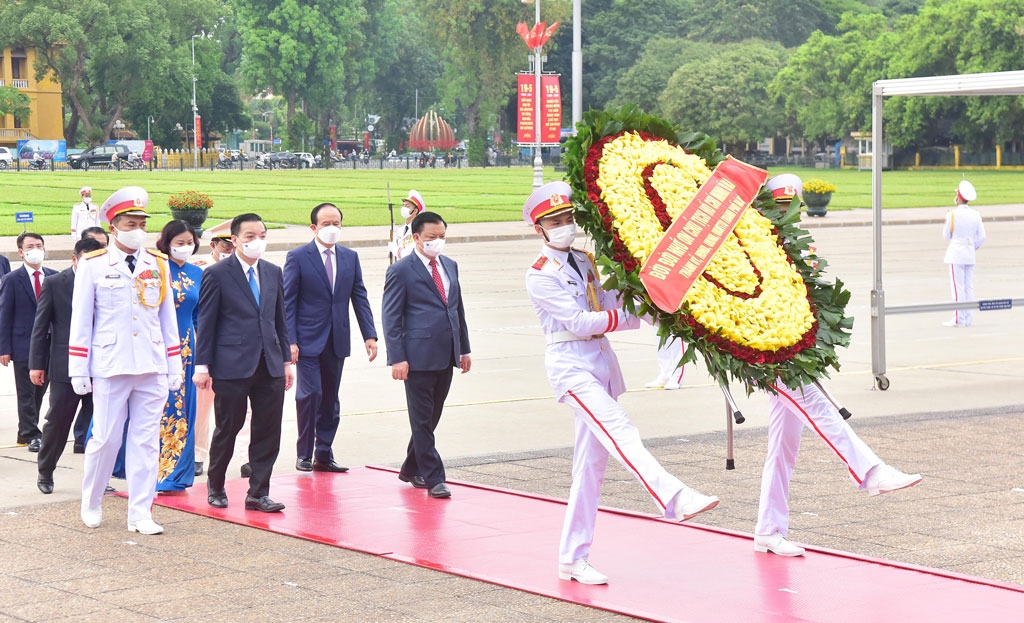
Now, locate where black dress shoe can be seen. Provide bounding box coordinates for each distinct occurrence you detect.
[312,459,348,473]
[295,458,313,472]
[27,438,41,452]
[244,495,285,512]
[194,461,204,477]
[428,483,452,499]
[398,473,428,489]
[240,463,252,478]
[73,443,86,454]
[37,476,54,494]
[208,490,228,508]
[16,436,28,445]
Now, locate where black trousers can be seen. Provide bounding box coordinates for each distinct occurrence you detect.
[400,367,454,488]
[13,360,47,441]
[37,381,92,478]
[208,356,285,499]
[73,398,93,447]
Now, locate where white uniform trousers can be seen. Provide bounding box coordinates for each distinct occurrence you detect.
[558,381,686,564]
[948,264,975,326]
[82,374,168,522]
[755,382,881,537]
[656,339,685,385]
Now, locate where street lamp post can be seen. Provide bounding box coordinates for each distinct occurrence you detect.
[147,116,154,141]
[191,34,201,169]
[572,0,582,129]
[523,0,544,189]
[262,112,273,152]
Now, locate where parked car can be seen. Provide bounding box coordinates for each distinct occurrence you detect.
[294,152,316,168]
[266,151,298,168]
[68,145,130,170]
[0,147,12,169]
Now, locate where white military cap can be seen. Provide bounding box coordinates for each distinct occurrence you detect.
[523,181,573,224]
[403,189,425,213]
[957,180,977,202]
[766,174,802,202]
[99,186,149,225]
[80,186,92,195]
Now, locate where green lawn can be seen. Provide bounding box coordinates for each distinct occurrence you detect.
[1,166,1021,235]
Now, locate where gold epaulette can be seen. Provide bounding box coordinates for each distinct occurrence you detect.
[146,248,168,260]
[83,248,108,260]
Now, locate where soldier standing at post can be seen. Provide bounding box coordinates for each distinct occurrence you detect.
[942,180,985,327]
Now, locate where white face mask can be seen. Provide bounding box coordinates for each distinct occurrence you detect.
[23,248,44,266]
[400,206,416,220]
[545,223,576,249]
[82,197,91,204]
[170,246,193,262]
[115,227,147,251]
[421,238,446,258]
[317,225,341,246]
[241,239,267,260]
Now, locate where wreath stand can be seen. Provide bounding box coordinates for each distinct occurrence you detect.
[719,381,851,470]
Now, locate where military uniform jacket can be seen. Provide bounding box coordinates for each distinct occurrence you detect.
[943,205,986,265]
[69,248,182,379]
[71,201,100,240]
[525,245,640,401]
[388,223,416,260]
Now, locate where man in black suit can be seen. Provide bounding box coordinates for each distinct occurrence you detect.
[283,203,378,473]
[30,238,104,493]
[0,233,58,451]
[0,253,11,279]
[382,211,471,499]
[193,213,294,513]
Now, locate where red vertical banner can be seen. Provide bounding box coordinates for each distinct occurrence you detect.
[516,74,535,144]
[193,115,202,149]
[541,74,561,144]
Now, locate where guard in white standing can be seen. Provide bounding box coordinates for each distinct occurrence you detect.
[69,186,182,535]
[942,180,985,327]
[387,189,425,261]
[71,187,100,241]
[523,181,718,586]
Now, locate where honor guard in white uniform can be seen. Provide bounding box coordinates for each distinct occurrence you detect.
[753,176,922,558]
[942,180,985,327]
[645,338,685,390]
[388,189,424,261]
[69,187,182,535]
[523,182,719,585]
[71,187,100,241]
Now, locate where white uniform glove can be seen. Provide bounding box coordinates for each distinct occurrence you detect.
[71,377,92,396]
[167,374,182,393]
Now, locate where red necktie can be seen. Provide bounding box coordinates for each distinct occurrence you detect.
[429,259,447,305]
[33,270,41,300]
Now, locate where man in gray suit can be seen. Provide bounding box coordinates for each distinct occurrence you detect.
[382,211,471,499]
[30,237,104,493]
[193,213,294,513]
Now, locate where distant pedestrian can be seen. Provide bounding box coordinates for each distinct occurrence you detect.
[942,180,985,327]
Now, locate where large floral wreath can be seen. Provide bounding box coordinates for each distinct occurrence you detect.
[563,106,853,393]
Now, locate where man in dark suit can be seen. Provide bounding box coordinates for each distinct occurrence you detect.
[0,254,11,279]
[382,211,471,499]
[193,213,294,513]
[284,203,378,473]
[30,238,104,493]
[0,233,58,451]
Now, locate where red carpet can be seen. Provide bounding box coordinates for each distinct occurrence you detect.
[150,467,1023,622]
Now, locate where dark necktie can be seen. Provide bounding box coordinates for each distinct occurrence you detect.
[429,259,447,305]
[566,252,584,279]
[324,248,335,292]
[33,270,41,299]
[125,254,136,273]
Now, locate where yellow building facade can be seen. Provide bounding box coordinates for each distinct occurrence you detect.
[0,47,63,147]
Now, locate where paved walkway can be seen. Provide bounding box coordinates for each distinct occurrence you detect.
[1,207,1022,621]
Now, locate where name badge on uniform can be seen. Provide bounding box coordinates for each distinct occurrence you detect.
[104,273,121,279]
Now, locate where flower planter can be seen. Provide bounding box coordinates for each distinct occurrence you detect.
[169,208,209,236]
[803,191,832,217]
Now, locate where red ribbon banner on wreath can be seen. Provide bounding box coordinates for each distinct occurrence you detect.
[639,157,769,313]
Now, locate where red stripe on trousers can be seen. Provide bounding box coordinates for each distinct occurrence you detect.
[567,390,666,509]
[772,384,862,484]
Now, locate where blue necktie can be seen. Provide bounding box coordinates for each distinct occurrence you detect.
[248,266,260,307]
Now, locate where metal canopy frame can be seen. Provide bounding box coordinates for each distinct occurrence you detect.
[870,70,1024,390]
